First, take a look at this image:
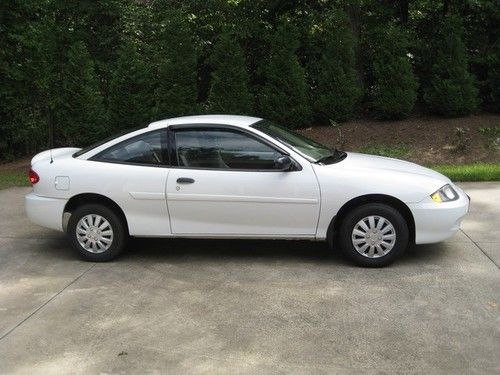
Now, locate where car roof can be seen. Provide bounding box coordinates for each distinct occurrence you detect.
[147,115,263,129]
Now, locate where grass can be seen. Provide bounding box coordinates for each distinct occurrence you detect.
[357,144,499,181]
[358,144,410,158]
[0,170,30,190]
[430,163,500,182]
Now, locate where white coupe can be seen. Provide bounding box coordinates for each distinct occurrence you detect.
[26,115,470,266]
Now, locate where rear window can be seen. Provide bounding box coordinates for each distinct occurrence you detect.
[73,127,142,158]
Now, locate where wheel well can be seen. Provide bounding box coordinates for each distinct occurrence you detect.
[64,193,128,234]
[328,194,415,243]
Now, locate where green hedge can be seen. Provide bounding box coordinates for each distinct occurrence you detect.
[0,1,497,160]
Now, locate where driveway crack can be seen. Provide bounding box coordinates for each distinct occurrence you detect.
[0,263,96,343]
[460,229,499,269]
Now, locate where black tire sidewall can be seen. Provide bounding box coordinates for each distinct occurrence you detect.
[338,203,409,267]
[67,204,126,262]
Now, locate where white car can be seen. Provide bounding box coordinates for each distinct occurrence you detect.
[25,115,469,266]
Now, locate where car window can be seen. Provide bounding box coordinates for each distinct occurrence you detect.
[174,129,282,170]
[95,130,167,165]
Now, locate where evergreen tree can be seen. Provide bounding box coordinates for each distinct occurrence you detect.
[0,0,48,159]
[308,10,362,122]
[55,42,108,146]
[368,23,418,119]
[423,16,478,116]
[460,0,499,111]
[486,39,499,112]
[206,33,253,114]
[153,10,197,119]
[258,23,311,128]
[108,41,153,131]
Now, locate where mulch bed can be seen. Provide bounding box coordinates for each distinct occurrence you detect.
[299,114,499,165]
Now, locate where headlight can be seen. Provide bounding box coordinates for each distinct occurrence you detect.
[431,184,459,203]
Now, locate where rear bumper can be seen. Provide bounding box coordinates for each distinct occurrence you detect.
[25,192,67,232]
[408,186,470,244]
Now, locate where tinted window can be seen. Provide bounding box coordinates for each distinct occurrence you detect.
[95,130,167,165]
[252,120,333,162]
[73,127,142,157]
[174,129,282,170]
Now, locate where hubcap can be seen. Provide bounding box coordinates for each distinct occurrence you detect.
[351,215,396,258]
[76,214,113,253]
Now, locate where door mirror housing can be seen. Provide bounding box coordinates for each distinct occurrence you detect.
[274,155,293,171]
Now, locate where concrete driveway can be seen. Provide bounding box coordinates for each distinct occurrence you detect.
[0,183,498,374]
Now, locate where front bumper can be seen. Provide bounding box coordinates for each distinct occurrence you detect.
[407,185,470,244]
[25,192,67,232]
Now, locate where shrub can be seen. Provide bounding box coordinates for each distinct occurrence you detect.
[486,40,499,112]
[206,33,253,114]
[56,41,108,146]
[153,10,198,119]
[108,41,153,131]
[308,10,361,122]
[423,16,478,116]
[478,126,500,149]
[257,23,311,128]
[367,23,418,119]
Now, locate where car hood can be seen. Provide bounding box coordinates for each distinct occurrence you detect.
[313,152,451,203]
[334,152,450,181]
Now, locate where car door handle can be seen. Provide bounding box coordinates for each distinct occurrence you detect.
[177,177,195,184]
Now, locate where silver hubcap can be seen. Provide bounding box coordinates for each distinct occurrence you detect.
[351,215,396,258]
[76,214,113,253]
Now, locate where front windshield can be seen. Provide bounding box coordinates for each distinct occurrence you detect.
[252,120,334,162]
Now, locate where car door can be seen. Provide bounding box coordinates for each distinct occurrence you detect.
[87,129,172,236]
[166,125,321,237]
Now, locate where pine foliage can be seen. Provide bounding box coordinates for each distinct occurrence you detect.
[108,41,153,131]
[207,33,253,114]
[368,23,418,119]
[258,23,311,128]
[308,10,362,122]
[423,16,478,116]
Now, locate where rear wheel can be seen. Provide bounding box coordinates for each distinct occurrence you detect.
[337,203,409,267]
[67,204,127,262]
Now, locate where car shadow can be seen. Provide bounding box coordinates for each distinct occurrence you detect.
[122,237,336,263]
[116,237,447,267]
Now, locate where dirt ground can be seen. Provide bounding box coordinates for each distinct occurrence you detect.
[1,114,499,171]
[300,114,500,165]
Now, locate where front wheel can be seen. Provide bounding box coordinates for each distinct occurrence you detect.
[337,203,409,267]
[67,204,127,262]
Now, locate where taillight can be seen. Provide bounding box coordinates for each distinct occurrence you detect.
[29,169,39,184]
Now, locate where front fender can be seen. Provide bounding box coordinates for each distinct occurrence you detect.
[313,163,447,239]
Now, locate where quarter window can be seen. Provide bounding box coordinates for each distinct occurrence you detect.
[174,129,282,170]
[95,130,167,165]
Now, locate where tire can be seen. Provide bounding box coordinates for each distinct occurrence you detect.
[67,204,127,262]
[337,203,409,267]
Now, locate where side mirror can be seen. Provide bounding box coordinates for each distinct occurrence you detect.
[274,155,293,171]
